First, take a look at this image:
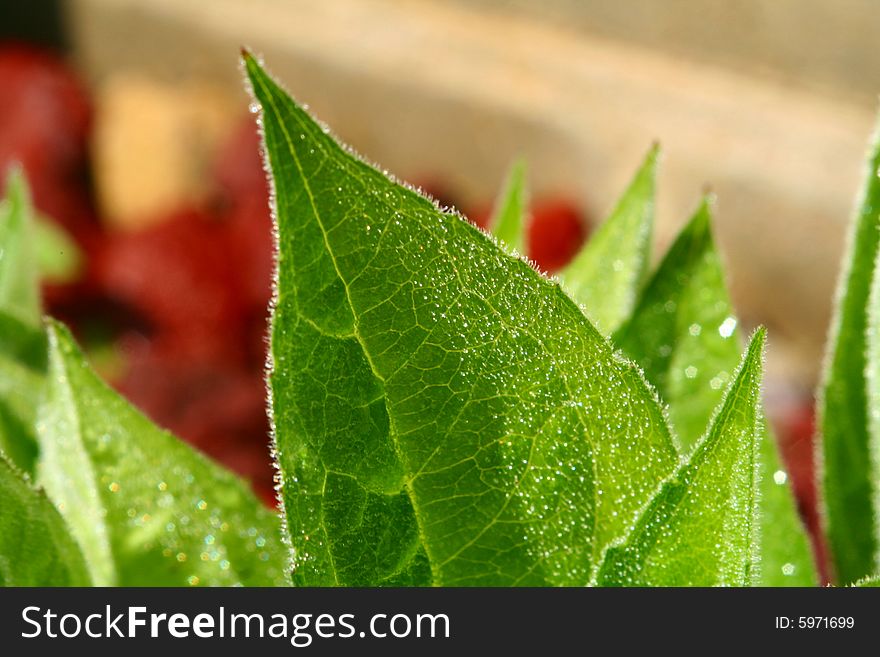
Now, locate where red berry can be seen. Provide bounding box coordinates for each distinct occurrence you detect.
[527,199,587,273]
[0,44,96,242]
[93,208,248,355]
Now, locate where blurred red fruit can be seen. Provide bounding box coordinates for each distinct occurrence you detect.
[0,44,96,243]
[467,197,588,274]
[115,332,275,501]
[213,120,267,203]
[94,208,247,352]
[213,121,275,312]
[527,199,587,273]
[1,51,591,508]
[74,120,278,502]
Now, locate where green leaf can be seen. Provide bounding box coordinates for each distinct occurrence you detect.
[246,53,678,586]
[865,250,880,577]
[757,440,817,586]
[0,169,41,328]
[0,452,90,586]
[0,172,46,474]
[560,145,657,335]
[613,201,815,584]
[853,574,880,587]
[819,123,880,585]
[489,159,527,255]
[596,329,765,586]
[34,216,83,285]
[0,312,45,474]
[35,321,288,587]
[614,200,735,448]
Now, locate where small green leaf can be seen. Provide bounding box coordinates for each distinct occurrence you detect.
[0,452,90,586]
[757,442,817,586]
[490,159,527,254]
[0,312,45,474]
[36,321,287,586]
[0,173,46,474]
[560,145,657,334]
[819,123,880,585]
[0,169,41,328]
[614,199,734,448]
[596,329,766,586]
[34,216,83,285]
[246,53,678,586]
[614,201,815,584]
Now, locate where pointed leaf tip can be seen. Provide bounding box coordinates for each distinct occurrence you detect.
[560,145,658,334]
[38,320,288,587]
[612,197,722,447]
[692,196,714,232]
[253,58,679,585]
[490,158,528,254]
[597,325,765,586]
[750,325,767,356]
[4,164,25,192]
[0,169,41,328]
[643,142,661,170]
[820,116,880,584]
[613,197,814,584]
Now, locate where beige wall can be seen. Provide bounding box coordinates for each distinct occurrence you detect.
[66,0,879,385]
[460,0,880,106]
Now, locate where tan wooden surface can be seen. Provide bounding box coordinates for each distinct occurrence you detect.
[66,0,879,385]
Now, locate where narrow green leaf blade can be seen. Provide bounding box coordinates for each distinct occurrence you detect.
[490,159,527,254]
[36,321,287,586]
[613,202,815,584]
[560,145,657,334]
[756,436,817,586]
[0,312,45,474]
[34,216,83,285]
[613,200,735,448]
[864,245,880,578]
[0,169,41,327]
[0,172,46,474]
[246,54,678,586]
[597,329,766,586]
[0,453,90,586]
[819,124,880,584]
[718,422,813,585]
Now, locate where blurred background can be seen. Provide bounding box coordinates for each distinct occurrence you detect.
[3,0,879,560]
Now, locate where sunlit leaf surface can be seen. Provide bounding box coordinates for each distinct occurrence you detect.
[820,123,880,585]
[560,146,657,335]
[597,330,765,586]
[36,321,288,587]
[247,53,678,586]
